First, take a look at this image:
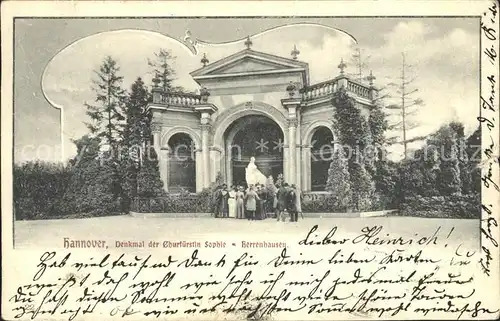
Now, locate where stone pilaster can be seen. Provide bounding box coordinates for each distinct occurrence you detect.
[151,122,162,156]
[159,148,169,192]
[301,145,312,191]
[195,149,203,192]
[226,145,233,186]
[209,146,222,184]
[194,100,218,189]
[281,96,301,186]
[200,122,212,189]
[287,118,298,185]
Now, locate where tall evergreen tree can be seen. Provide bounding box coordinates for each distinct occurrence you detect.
[148,49,184,93]
[450,122,472,194]
[332,87,375,210]
[368,100,392,196]
[84,56,126,200]
[466,126,481,195]
[60,136,118,215]
[348,46,371,81]
[349,161,375,211]
[85,56,126,149]
[121,77,151,209]
[325,147,351,209]
[137,145,165,197]
[431,125,462,195]
[385,53,425,159]
[120,77,165,199]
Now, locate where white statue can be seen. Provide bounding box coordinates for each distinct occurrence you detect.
[245,157,267,186]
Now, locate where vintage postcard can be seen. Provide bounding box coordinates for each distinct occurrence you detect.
[1,1,499,320]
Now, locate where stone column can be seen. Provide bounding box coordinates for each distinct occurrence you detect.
[151,122,162,156]
[194,101,218,189]
[283,145,290,182]
[281,96,301,186]
[195,149,203,192]
[287,119,298,185]
[295,115,302,190]
[295,144,302,190]
[226,145,232,186]
[200,122,211,189]
[159,148,169,192]
[301,145,311,191]
[210,147,222,184]
[151,123,168,191]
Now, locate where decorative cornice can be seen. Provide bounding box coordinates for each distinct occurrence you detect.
[281,97,302,109]
[194,103,218,114]
[190,48,308,77]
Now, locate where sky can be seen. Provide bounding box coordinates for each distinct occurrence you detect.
[14,17,479,163]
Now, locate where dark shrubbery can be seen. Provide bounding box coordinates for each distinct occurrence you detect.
[132,189,212,213]
[399,194,480,219]
[14,161,72,220]
[301,193,349,213]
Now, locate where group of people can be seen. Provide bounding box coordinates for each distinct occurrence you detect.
[211,182,302,222]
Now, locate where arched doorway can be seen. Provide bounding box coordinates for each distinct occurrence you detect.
[167,133,196,193]
[311,126,334,191]
[225,115,284,187]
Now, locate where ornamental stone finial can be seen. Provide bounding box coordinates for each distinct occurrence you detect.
[152,73,161,88]
[338,58,347,75]
[291,45,300,60]
[199,87,210,103]
[367,70,376,86]
[244,36,253,49]
[201,53,209,67]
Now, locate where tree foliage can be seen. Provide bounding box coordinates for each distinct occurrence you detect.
[137,146,165,197]
[14,161,71,220]
[398,122,479,201]
[85,56,126,149]
[121,77,154,208]
[430,125,462,195]
[60,136,120,215]
[332,87,375,210]
[148,49,183,92]
[384,53,425,158]
[84,56,127,201]
[325,147,351,209]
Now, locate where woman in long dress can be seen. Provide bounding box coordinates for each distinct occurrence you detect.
[236,186,245,219]
[228,185,237,218]
[245,186,260,220]
[245,157,267,186]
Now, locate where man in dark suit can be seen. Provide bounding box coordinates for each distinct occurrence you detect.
[287,185,298,222]
[276,183,289,221]
[257,184,268,219]
[212,185,222,218]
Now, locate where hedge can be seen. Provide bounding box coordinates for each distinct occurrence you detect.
[14,162,71,220]
[131,190,213,213]
[398,194,480,219]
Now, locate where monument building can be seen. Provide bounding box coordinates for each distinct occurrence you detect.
[148,38,378,193]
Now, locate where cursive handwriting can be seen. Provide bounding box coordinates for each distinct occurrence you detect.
[7,224,499,320]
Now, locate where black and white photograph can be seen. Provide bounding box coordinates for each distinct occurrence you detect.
[2,1,499,320]
[13,15,482,242]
